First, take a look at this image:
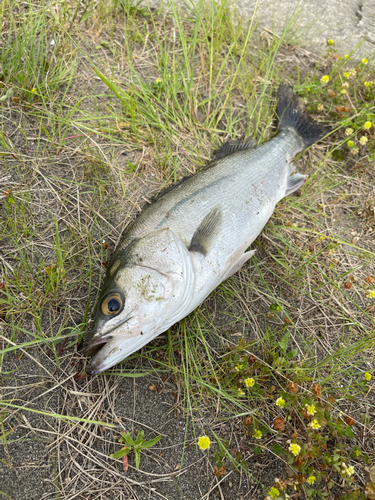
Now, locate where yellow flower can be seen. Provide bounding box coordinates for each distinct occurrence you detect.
[346,466,355,476]
[198,436,211,450]
[31,88,37,93]
[276,397,286,408]
[347,140,354,147]
[354,449,361,457]
[238,388,245,396]
[289,443,301,456]
[341,463,355,476]
[155,78,161,84]
[321,75,329,84]
[344,72,350,78]
[310,419,321,429]
[345,128,353,136]
[341,89,347,94]
[365,81,370,87]
[364,372,372,381]
[245,377,255,387]
[359,136,368,145]
[254,430,262,439]
[269,487,280,498]
[366,290,375,298]
[235,364,243,372]
[305,404,316,416]
[326,39,334,45]
[362,58,368,64]
[364,121,372,129]
[306,87,311,92]
[306,475,316,485]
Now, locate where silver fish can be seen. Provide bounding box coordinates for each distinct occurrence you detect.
[83,85,326,375]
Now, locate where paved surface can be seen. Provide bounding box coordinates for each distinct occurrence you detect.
[145,0,375,59]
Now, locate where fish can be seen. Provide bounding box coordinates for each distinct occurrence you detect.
[83,85,327,375]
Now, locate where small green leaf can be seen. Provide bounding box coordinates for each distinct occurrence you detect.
[135,449,141,470]
[141,434,162,449]
[121,432,135,447]
[110,446,132,459]
[344,426,354,438]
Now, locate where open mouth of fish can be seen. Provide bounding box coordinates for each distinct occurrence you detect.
[84,330,154,375]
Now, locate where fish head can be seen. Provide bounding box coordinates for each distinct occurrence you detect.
[84,229,195,374]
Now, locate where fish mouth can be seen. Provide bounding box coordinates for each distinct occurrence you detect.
[84,336,110,357]
[84,328,163,376]
[85,335,127,376]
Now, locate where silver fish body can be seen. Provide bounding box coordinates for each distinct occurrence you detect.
[84,85,326,374]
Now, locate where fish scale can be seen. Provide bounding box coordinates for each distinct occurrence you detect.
[83,85,327,375]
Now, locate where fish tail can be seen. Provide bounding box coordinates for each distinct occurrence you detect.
[277,84,328,148]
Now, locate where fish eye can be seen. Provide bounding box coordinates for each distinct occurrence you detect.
[101,292,124,316]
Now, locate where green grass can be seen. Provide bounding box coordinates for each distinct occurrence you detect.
[0,0,374,498]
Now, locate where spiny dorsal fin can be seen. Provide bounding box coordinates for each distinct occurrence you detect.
[189,205,222,256]
[214,137,257,160]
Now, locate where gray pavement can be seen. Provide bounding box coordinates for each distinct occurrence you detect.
[144,0,375,59]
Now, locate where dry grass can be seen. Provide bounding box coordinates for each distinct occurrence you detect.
[0,1,374,499]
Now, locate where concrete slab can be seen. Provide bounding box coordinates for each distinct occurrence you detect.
[143,0,375,59]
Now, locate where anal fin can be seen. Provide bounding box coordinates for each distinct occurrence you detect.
[285,173,307,196]
[189,205,222,256]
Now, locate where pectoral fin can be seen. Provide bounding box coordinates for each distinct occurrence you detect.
[189,205,222,256]
[285,173,307,196]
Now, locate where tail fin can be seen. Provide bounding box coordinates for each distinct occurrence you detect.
[277,84,328,148]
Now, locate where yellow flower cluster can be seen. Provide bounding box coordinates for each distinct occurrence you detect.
[321,75,329,84]
[276,397,286,408]
[306,475,316,485]
[198,436,211,450]
[305,404,316,416]
[245,377,255,387]
[254,430,262,439]
[360,136,368,145]
[341,463,355,476]
[363,121,372,129]
[269,487,280,498]
[364,372,372,381]
[310,419,321,429]
[289,443,301,456]
[344,69,357,78]
[345,128,353,136]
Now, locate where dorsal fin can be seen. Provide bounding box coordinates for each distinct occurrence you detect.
[214,137,257,160]
[189,205,222,256]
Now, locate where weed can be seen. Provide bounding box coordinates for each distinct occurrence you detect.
[110,430,162,470]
